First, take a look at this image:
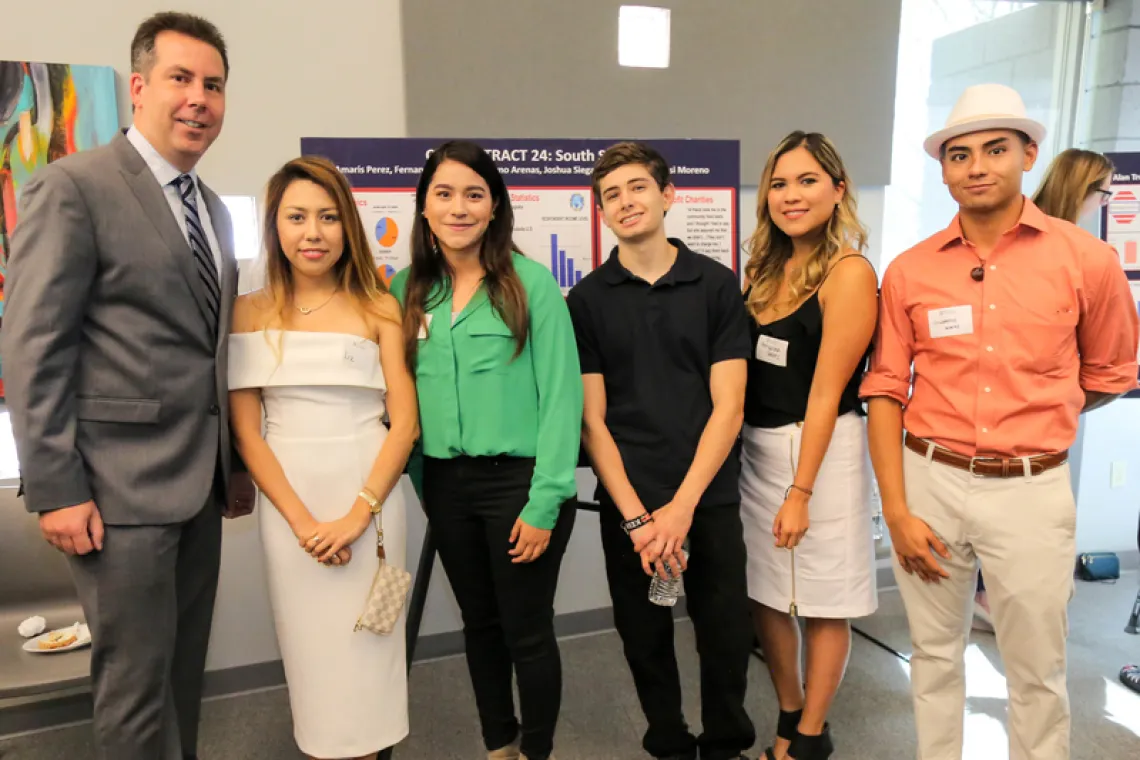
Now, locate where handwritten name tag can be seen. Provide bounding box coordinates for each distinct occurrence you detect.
[755,335,790,367]
[344,338,375,366]
[927,305,973,338]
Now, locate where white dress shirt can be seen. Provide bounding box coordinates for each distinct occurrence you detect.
[126,125,223,275]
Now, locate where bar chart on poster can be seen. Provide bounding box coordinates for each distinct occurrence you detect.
[549,232,585,288]
[299,137,741,293]
[509,188,594,294]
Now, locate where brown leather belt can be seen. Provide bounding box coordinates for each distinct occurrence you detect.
[904,433,1068,478]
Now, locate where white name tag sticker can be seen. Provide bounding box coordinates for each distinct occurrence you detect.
[418,313,433,340]
[344,338,375,366]
[755,335,790,367]
[927,305,974,338]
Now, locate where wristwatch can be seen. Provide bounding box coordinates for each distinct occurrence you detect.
[358,488,382,514]
[621,512,653,535]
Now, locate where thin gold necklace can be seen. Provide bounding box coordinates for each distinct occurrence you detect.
[295,289,338,316]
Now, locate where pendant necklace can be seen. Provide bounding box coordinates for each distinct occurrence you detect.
[296,290,338,315]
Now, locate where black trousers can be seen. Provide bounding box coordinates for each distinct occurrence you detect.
[600,498,755,760]
[424,456,576,760]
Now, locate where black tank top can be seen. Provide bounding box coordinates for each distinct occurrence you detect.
[744,256,870,429]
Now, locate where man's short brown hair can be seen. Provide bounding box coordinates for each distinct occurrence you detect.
[131,12,229,80]
[591,142,671,205]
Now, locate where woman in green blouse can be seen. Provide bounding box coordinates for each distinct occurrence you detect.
[390,141,582,760]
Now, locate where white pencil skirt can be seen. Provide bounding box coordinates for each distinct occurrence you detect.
[739,412,878,619]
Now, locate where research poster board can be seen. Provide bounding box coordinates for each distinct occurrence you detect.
[298,138,740,293]
[1106,152,1140,277]
[1103,152,1140,386]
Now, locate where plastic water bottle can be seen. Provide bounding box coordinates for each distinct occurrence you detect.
[870,478,884,541]
[648,541,690,607]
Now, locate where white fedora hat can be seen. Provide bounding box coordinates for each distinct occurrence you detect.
[923,83,1046,159]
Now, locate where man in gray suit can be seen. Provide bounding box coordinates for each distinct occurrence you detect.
[0,12,254,760]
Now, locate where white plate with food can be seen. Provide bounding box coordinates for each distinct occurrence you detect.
[22,623,91,654]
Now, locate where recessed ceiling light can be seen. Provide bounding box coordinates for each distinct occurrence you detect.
[619,6,671,69]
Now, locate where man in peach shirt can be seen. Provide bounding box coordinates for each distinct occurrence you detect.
[862,83,1139,760]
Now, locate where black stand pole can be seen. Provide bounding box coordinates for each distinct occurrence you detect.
[377,525,436,760]
[1126,588,1140,635]
[1129,515,1140,635]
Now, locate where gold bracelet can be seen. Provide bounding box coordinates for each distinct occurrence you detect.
[784,484,813,500]
[358,488,382,514]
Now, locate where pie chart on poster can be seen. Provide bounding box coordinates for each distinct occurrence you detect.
[375,217,399,247]
[377,264,397,286]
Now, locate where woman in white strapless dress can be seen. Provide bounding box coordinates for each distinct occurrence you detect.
[228,157,419,760]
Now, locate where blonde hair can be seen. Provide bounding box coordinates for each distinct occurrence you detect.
[1031,148,1114,224]
[744,131,867,320]
[259,156,397,354]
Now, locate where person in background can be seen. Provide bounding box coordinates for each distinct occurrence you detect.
[739,132,879,760]
[0,13,254,759]
[862,83,1139,760]
[390,140,582,760]
[228,157,417,760]
[568,142,755,760]
[971,147,1118,634]
[1032,148,1115,225]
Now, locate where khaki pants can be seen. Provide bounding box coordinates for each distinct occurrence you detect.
[895,445,1076,760]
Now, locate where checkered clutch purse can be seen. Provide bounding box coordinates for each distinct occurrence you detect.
[355,516,412,635]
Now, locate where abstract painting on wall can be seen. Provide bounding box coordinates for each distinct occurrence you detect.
[1,61,120,319]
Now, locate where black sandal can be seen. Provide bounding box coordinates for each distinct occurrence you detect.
[787,723,833,760]
[763,709,802,759]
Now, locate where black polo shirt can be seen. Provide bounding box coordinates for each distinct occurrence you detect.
[567,239,751,511]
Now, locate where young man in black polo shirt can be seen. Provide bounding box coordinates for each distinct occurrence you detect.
[567,142,755,760]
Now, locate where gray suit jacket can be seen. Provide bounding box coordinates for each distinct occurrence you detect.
[1,133,238,525]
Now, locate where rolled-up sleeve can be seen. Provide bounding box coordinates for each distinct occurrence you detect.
[859,262,914,406]
[1077,243,1139,394]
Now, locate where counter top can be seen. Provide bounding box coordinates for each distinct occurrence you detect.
[0,602,90,700]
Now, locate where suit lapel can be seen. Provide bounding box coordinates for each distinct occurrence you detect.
[115,136,214,338]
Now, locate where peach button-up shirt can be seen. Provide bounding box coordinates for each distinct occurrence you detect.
[860,198,1139,457]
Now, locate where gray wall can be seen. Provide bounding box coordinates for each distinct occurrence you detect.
[0,0,409,198]
[1085,0,1140,153]
[401,0,902,186]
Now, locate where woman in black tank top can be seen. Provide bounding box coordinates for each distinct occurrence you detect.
[738,132,880,760]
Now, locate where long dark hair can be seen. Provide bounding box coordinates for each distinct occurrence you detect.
[402,140,528,369]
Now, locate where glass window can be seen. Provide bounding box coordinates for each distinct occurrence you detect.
[881,1,1088,270]
[221,195,261,261]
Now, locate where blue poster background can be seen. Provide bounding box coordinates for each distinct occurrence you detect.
[299,137,741,285]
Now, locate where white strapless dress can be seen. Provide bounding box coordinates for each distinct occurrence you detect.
[228,330,409,756]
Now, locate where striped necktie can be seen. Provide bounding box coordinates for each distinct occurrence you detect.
[174,174,220,334]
